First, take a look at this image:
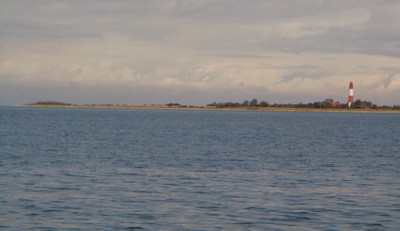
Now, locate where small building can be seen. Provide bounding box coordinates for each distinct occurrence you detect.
[331,101,340,108]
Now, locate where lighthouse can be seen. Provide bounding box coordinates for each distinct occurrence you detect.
[347,82,354,109]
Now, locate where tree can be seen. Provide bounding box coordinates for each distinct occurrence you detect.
[249,98,258,107]
[259,101,269,107]
[363,101,372,108]
[321,98,334,108]
[312,102,321,108]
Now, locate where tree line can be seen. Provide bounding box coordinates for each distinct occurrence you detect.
[207,98,400,110]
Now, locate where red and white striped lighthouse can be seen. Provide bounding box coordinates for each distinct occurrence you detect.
[347,81,354,109]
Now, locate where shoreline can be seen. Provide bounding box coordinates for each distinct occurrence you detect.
[15,104,400,113]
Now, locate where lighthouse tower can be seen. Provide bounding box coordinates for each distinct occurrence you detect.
[347,82,354,109]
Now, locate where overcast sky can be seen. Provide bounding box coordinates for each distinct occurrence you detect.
[1,0,400,105]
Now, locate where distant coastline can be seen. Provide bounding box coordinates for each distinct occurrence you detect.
[16,101,400,113]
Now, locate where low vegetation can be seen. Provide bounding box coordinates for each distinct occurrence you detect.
[207,98,400,110]
[26,99,400,111]
[28,101,71,106]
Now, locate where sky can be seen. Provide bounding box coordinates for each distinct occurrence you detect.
[1,0,400,106]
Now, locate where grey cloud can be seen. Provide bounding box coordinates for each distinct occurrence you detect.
[258,63,319,70]
[275,3,400,56]
[2,0,400,57]
[0,81,271,106]
[367,73,399,94]
[1,0,400,105]
[280,70,331,83]
[379,66,400,73]
[381,74,396,88]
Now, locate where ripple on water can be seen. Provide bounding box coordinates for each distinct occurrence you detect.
[1,108,400,230]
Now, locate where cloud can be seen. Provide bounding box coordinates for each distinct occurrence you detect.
[1,0,400,105]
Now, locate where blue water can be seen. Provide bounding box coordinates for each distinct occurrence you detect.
[1,106,399,230]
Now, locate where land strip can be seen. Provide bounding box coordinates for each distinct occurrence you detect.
[16,103,400,113]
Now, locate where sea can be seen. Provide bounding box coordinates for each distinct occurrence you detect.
[1,106,399,230]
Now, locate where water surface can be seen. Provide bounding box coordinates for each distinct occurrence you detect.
[1,107,399,230]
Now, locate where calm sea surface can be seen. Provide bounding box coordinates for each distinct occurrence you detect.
[1,106,400,230]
